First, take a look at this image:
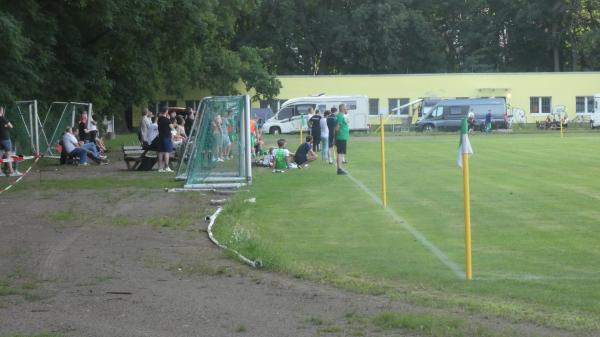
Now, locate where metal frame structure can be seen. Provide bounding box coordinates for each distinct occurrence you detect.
[178,95,252,189]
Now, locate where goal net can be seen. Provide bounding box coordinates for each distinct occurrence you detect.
[177,95,252,189]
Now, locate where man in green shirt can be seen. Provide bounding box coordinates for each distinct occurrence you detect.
[335,103,349,175]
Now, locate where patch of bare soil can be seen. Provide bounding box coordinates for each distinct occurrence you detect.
[0,158,582,337]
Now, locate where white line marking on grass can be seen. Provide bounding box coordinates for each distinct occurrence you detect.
[346,171,465,280]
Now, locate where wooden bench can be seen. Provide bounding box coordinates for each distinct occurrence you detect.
[122,145,154,170]
[122,144,180,170]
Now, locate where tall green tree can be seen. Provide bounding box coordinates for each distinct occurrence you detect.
[0,0,281,116]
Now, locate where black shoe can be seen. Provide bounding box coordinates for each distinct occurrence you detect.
[337,169,347,175]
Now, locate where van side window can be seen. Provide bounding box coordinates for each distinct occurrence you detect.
[277,106,294,120]
[342,101,358,110]
[449,106,468,115]
[431,106,443,118]
[295,104,316,116]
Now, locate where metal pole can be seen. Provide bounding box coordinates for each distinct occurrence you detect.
[28,103,34,153]
[34,100,39,155]
[71,105,76,127]
[245,95,252,184]
[88,103,93,129]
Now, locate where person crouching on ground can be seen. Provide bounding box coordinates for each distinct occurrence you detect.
[294,135,317,168]
[157,106,174,172]
[273,139,291,173]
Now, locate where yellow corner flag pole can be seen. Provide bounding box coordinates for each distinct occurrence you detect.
[463,153,473,280]
[380,115,387,208]
[560,112,564,138]
[459,117,473,281]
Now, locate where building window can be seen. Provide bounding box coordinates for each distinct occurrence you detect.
[576,96,594,114]
[369,98,379,115]
[530,96,551,114]
[388,98,410,115]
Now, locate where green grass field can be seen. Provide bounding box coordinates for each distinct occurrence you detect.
[214,132,600,332]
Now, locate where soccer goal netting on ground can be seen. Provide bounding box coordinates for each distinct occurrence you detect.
[176,95,252,189]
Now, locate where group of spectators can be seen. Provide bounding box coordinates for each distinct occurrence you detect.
[61,112,108,166]
[256,103,350,175]
[139,106,195,172]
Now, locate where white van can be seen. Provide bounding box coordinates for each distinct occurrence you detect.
[261,95,369,134]
[590,94,600,128]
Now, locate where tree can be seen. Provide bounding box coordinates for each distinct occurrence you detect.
[0,0,281,118]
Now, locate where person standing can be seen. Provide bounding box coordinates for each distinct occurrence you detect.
[157,107,174,172]
[335,103,349,175]
[485,110,492,133]
[184,107,195,136]
[326,107,338,165]
[308,110,322,152]
[139,108,152,145]
[320,111,330,161]
[0,106,22,176]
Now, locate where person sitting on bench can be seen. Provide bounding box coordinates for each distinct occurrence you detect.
[62,127,106,165]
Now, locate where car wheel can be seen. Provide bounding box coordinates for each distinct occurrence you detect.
[270,127,281,135]
[422,124,434,132]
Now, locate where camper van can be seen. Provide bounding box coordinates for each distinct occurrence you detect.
[590,94,600,128]
[261,95,369,135]
[416,98,507,132]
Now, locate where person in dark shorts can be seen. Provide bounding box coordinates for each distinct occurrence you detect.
[308,110,322,152]
[0,106,22,176]
[294,135,317,167]
[335,104,349,175]
[326,107,338,164]
[157,106,173,172]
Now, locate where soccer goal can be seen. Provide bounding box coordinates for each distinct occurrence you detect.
[176,95,252,189]
[5,100,43,156]
[42,102,93,158]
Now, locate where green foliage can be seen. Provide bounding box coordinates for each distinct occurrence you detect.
[0,0,280,113]
[237,0,600,74]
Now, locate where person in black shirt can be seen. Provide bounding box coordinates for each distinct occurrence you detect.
[157,107,174,172]
[0,106,22,176]
[326,107,338,164]
[78,112,90,143]
[294,135,317,167]
[308,110,322,152]
[184,107,195,136]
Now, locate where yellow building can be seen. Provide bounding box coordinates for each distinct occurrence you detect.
[133,72,600,127]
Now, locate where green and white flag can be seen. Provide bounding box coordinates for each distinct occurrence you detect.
[457,118,473,167]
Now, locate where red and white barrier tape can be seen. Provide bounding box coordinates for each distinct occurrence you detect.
[0,155,41,195]
[0,155,35,164]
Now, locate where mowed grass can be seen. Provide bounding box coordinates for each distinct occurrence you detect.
[214,132,600,331]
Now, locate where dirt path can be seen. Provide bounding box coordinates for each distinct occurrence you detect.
[0,159,579,337]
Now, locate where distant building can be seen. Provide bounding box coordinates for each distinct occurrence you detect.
[132,72,600,127]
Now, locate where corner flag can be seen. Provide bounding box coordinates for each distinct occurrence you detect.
[457,118,473,167]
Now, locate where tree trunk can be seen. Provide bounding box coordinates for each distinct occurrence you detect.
[552,20,560,71]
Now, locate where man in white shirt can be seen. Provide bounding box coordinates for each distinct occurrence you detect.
[63,127,90,165]
[319,111,330,161]
[139,108,152,145]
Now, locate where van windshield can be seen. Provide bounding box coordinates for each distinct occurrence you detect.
[277,106,293,120]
